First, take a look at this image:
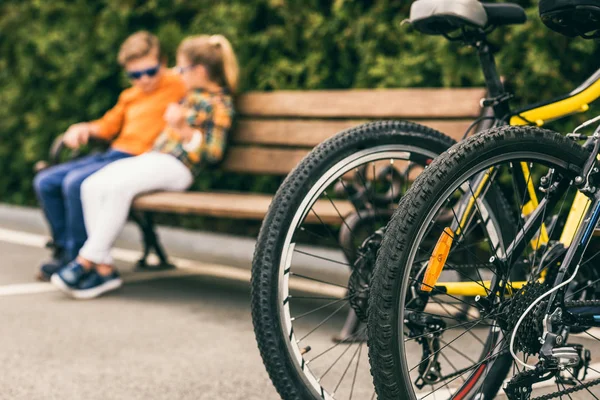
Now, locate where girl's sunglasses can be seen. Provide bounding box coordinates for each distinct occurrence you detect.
[126,64,160,80]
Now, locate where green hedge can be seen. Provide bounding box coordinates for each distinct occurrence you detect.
[0,0,598,206]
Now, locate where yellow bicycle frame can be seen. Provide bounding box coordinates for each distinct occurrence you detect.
[431,71,600,297]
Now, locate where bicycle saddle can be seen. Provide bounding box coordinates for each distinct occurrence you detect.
[410,0,527,35]
[540,0,600,37]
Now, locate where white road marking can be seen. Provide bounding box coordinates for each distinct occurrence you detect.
[0,227,344,298]
[0,282,56,296]
[0,227,47,248]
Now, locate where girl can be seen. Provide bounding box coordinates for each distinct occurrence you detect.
[51,34,238,299]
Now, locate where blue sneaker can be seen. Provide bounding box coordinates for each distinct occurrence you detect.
[70,270,122,300]
[50,261,88,294]
[37,246,67,282]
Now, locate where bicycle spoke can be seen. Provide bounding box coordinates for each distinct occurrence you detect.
[438,338,478,364]
[354,167,384,227]
[582,247,600,265]
[323,190,359,243]
[337,178,366,225]
[349,342,363,400]
[430,298,485,346]
[558,380,574,400]
[298,302,348,342]
[438,351,466,384]
[297,226,356,256]
[506,162,535,277]
[465,172,501,259]
[308,209,354,262]
[408,314,493,373]
[319,339,356,381]
[308,326,367,364]
[294,248,349,267]
[531,198,588,286]
[417,336,509,399]
[565,368,600,400]
[291,295,345,301]
[291,295,351,321]
[332,341,362,395]
[584,330,600,342]
[290,272,349,290]
[405,315,492,343]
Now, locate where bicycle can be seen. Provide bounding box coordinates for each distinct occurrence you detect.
[251,1,600,399]
[368,1,600,399]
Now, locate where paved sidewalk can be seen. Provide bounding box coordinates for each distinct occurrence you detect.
[0,239,280,400]
[2,204,599,399]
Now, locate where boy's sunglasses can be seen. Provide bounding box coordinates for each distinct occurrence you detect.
[126,64,160,80]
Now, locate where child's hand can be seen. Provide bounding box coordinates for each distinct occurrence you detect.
[63,123,91,149]
[164,103,186,129]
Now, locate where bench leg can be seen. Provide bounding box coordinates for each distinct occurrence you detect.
[130,211,175,271]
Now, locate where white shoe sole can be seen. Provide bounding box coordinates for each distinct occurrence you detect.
[70,278,123,300]
[50,273,74,295]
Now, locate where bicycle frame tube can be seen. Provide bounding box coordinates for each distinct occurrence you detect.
[433,176,573,297]
[510,67,600,126]
[430,67,600,294]
[420,48,600,297]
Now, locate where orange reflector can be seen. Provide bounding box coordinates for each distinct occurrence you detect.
[421,227,454,292]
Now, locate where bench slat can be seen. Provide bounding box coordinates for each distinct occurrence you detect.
[133,192,355,224]
[221,146,308,174]
[237,89,485,119]
[233,119,472,147]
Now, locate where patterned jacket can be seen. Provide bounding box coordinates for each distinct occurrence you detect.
[153,88,234,175]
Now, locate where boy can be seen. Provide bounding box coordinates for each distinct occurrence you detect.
[33,31,186,281]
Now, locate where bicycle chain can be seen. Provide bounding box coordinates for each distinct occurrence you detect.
[530,377,600,400]
[564,299,600,307]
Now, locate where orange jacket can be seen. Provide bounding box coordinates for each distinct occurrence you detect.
[91,71,186,155]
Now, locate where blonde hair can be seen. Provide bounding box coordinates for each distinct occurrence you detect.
[178,34,239,94]
[118,31,161,66]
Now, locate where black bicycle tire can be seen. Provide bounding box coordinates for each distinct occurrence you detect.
[368,125,590,400]
[251,120,465,399]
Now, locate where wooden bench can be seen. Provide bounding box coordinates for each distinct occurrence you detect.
[41,88,486,269]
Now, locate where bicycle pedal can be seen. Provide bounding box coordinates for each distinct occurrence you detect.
[551,346,580,367]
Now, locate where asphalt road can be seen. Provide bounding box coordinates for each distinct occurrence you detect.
[1,225,600,400]
[0,239,281,400]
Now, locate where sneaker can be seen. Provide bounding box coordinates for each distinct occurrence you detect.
[50,261,88,294]
[70,270,122,300]
[37,246,66,282]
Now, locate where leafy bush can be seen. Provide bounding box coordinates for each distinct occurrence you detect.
[0,0,598,207]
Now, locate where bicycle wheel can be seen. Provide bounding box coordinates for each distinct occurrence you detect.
[251,121,512,400]
[369,125,597,400]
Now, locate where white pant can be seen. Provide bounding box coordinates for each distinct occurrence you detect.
[79,152,193,265]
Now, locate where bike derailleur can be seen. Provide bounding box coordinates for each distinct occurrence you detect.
[504,364,555,400]
[405,310,446,389]
[505,306,592,400]
[504,343,591,400]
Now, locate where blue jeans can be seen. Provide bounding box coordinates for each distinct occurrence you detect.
[33,149,132,261]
